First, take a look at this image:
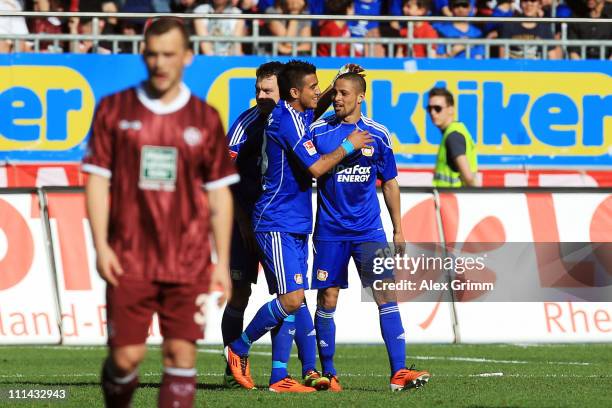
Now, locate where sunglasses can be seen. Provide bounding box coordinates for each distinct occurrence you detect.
[426,105,444,113]
[451,2,470,7]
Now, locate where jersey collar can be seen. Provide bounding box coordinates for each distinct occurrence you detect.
[334,114,365,127]
[136,82,191,115]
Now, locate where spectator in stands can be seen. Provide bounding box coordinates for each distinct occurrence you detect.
[498,0,561,59]
[347,0,389,57]
[567,0,612,59]
[433,0,485,58]
[172,0,199,12]
[101,0,121,34]
[396,0,438,58]
[317,0,353,57]
[116,18,146,53]
[30,0,65,52]
[481,0,515,39]
[258,0,324,17]
[433,0,474,16]
[265,0,312,56]
[151,0,171,12]
[68,16,112,53]
[194,0,245,55]
[0,0,30,53]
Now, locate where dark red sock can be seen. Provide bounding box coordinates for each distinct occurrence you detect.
[101,359,139,408]
[158,367,197,408]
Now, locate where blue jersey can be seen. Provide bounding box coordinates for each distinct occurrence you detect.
[310,115,398,241]
[348,0,402,36]
[253,101,320,234]
[227,106,268,215]
[433,22,485,59]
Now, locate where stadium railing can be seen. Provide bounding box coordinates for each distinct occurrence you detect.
[0,12,611,59]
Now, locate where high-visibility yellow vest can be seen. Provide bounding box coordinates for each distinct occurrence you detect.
[433,122,478,188]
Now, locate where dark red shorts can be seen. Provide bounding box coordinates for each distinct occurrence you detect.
[106,278,210,347]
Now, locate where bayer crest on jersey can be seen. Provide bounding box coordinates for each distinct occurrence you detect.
[362,145,374,157]
[183,127,202,146]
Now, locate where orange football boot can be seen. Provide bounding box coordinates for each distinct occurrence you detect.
[325,374,343,392]
[390,365,431,391]
[269,377,317,393]
[223,346,256,390]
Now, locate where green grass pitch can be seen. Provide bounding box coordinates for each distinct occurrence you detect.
[1,343,610,407]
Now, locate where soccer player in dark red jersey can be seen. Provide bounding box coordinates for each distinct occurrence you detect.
[82,18,237,408]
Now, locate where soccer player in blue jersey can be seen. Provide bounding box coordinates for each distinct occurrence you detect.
[225,60,372,392]
[309,73,431,391]
[222,61,283,385]
[223,61,330,389]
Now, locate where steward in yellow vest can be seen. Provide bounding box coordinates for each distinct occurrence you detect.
[426,87,479,187]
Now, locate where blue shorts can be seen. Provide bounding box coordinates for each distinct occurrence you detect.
[311,239,394,290]
[230,222,260,287]
[255,232,309,295]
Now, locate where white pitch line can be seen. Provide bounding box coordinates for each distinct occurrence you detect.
[197,349,591,366]
[7,346,594,366]
[409,355,591,366]
[1,372,610,380]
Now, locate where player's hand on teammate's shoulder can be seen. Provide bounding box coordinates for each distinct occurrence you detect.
[95,244,124,287]
[211,264,232,307]
[346,129,373,150]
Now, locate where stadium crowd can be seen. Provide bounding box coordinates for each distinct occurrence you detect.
[0,0,610,57]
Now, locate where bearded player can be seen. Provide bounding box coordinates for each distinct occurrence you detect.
[309,73,431,391]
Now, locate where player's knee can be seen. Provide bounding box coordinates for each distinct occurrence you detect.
[111,345,146,374]
[373,284,398,306]
[229,285,252,310]
[162,339,196,369]
[317,287,340,309]
[278,290,304,313]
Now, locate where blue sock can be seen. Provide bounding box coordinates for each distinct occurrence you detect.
[221,305,245,346]
[230,298,288,357]
[379,302,406,375]
[270,314,295,384]
[294,302,317,376]
[314,306,336,376]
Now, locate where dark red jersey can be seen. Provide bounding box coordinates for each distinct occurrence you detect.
[83,83,238,284]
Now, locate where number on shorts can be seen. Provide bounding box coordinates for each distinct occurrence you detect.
[194,294,208,326]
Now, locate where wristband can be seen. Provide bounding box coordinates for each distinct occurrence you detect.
[341,138,355,155]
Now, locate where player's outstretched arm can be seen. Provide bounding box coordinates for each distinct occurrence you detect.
[314,64,365,120]
[208,185,233,305]
[85,174,124,286]
[382,178,405,256]
[308,129,373,178]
